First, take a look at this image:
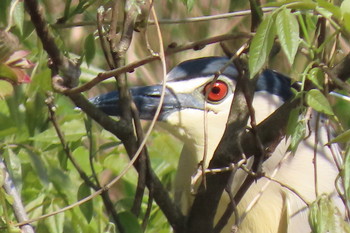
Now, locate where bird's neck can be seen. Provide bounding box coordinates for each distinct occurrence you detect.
[171,92,286,214]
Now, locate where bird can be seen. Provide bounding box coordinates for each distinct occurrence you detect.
[90,56,343,232]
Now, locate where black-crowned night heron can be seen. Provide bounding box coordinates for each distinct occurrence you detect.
[91,57,342,232]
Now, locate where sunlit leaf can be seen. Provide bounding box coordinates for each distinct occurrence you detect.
[78,182,93,223]
[276,8,300,65]
[341,0,350,14]
[249,14,276,78]
[306,89,334,115]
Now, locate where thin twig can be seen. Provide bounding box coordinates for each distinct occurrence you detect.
[97,7,115,69]
[313,113,320,197]
[130,102,148,217]
[45,92,124,232]
[52,7,277,29]
[63,33,251,94]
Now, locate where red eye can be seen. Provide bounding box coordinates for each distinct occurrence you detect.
[203,81,228,102]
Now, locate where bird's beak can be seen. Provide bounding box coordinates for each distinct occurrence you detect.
[90,85,203,121]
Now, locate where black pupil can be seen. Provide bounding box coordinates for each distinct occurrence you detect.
[211,86,220,94]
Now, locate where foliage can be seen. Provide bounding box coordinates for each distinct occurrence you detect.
[0,0,349,233]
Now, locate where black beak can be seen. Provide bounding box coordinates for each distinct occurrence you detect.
[90,85,203,121]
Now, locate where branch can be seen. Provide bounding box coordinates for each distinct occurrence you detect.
[0,158,35,233]
[25,0,185,231]
[186,65,256,233]
[24,0,80,88]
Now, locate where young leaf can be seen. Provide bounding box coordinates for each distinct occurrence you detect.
[78,182,93,223]
[308,67,324,90]
[276,8,300,65]
[306,89,334,115]
[84,34,95,67]
[249,14,276,78]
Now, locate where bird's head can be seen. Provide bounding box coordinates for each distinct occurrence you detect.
[91,57,293,149]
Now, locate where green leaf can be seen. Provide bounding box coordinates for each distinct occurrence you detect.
[30,119,85,143]
[118,211,143,233]
[276,8,300,65]
[308,67,324,90]
[344,149,350,208]
[84,34,95,67]
[13,1,24,35]
[288,120,306,152]
[77,182,93,223]
[4,148,23,191]
[45,200,65,233]
[0,167,4,187]
[69,146,92,174]
[0,64,17,81]
[0,80,14,98]
[286,107,301,138]
[249,14,276,78]
[341,0,350,14]
[328,129,350,144]
[309,194,350,233]
[317,0,342,19]
[343,13,350,33]
[306,89,334,115]
[181,0,195,10]
[341,0,350,32]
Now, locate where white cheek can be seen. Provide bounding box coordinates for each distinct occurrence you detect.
[160,97,232,145]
